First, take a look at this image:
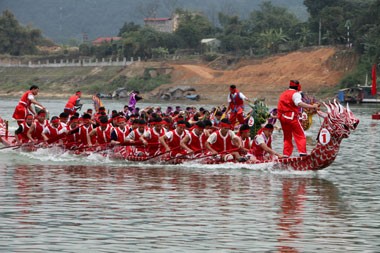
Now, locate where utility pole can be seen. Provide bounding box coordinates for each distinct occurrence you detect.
[318,18,322,46]
[345,20,352,48]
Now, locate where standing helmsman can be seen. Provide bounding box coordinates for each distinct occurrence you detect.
[277,80,319,157]
[13,85,46,124]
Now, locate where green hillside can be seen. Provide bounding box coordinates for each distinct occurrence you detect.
[0,0,307,43]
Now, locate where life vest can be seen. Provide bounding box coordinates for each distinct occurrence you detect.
[65,95,79,110]
[277,89,299,120]
[95,124,112,144]
[229,90,244,112]
[251,130,272,161]
[210,130,235,152]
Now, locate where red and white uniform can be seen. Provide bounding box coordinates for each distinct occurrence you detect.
[228,90,247,124]
[113,127,130,143]
[78,125,95,145]
[185,129,207,154]
[58,125,80,148]
[16,122,32,143]
[251,130,272,161]
[13,91,34,122]
[143,127,165,156]
[277,89,306,156]
[126,128,147,156]
[207,129,237,153]
[95,125,113,145]
[32,120,49,141]
[164,129,187,157]
[43,124,63,141]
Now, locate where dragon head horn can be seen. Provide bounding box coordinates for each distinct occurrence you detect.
[333,99,342,113]
[323,102,332,113]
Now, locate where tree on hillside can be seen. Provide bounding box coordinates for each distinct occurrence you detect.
[257,28,288,54]
[303,0,339,19]
[217,13,251,53]
[175,10,214,50]
[248,1,300,35]
[295,25,313,47]
[0,10,45,55]
[118,22,141,37]
[319,6,346,45]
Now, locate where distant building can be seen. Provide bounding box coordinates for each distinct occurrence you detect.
[92,37,122,46]
[144,14,179,33]
[201,38,221,52]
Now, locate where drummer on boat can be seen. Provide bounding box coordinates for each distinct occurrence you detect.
[64,91,82,116]
[225,84,253,128]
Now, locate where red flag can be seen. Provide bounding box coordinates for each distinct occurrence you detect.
[372,64,377,96]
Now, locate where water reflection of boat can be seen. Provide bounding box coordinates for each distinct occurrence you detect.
[277,177,347,252]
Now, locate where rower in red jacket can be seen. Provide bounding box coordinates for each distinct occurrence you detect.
[141,117,166,156]
[236,124,256,162]
[42,116,63,144]
[205,118,245,162]
[180,121,207,157]
[58,116,81,149]
[27,110,49,143]
[159,120,188,158]
[14,114,34,144]
[126,119,148,157]
[251,124,283,161]
[89,115,113,147]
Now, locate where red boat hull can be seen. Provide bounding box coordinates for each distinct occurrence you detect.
[372,113,380,120]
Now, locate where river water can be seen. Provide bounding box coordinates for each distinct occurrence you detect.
[0,98,379,252]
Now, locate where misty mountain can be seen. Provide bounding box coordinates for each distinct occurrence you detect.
[0,0,307,43]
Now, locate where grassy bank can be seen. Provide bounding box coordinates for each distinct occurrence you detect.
[0,65,170,98]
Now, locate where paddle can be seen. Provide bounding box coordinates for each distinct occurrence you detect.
[164,148,205,161]
[0,144,22,150]
[142,146,180,161]
[184,147,240,162]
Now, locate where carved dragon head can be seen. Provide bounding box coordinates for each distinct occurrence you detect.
[321,100,359,139]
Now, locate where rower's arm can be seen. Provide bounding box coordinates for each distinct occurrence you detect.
[159,135,170,152]
[180,135,192,153]
[27,124,36,142]
[205,141,217,155]
[259,143,282,158]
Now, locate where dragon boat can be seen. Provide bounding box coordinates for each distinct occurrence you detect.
[0,101,359,171]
